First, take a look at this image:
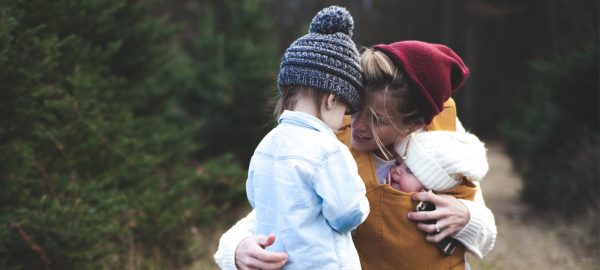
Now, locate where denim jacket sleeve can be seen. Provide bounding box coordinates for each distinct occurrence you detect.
[313,146,370,233]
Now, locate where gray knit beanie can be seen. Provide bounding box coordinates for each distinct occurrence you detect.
[277,6,363,114]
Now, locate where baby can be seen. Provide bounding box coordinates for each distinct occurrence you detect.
[386,130,489,260]
[387,130,488,193]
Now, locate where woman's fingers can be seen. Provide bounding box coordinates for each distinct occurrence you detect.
[411,191,446,206]
[251,247,288,267]
[254,234,288,264]
[236,235,288,270]
[416,222,440,235]
[256,234,276,248]
[415,222,453,243]
[407,208,442,221]
[408,192,471,243]
[241,256,287,270]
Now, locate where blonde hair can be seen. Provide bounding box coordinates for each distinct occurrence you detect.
[360,48,426,159]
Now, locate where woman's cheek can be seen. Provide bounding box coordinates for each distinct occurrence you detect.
[373,127,400,147]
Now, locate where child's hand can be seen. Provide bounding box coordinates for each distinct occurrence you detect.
[235,234,288,270]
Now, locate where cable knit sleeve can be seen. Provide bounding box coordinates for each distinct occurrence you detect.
[454,182,497,259]
[455,116,466,133]
[214,210,257,269]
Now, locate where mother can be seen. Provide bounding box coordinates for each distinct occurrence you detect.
[215,21,496,270]
[215,42,496,270]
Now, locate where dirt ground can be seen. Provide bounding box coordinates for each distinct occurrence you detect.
[194,143,599,270]
[467,143,598,270]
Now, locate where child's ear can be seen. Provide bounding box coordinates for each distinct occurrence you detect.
[325,94,336,110]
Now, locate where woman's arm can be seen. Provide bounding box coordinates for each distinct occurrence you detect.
[214,210,288,270]
[454,183,497,258]
[407,182,497,258]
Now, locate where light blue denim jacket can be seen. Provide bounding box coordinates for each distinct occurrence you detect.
[246,110,369,270]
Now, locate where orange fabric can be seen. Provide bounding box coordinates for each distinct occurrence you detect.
[337,117,379,187]
[338,98,472,270]
[426,98,457,132]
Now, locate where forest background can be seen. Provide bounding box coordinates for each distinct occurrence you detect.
[1,0,597,269]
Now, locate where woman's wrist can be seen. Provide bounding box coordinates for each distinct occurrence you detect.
[454,199,494,258]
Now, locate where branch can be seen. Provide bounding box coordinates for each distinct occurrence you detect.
[10,222,52,270]
[31,159,57,200]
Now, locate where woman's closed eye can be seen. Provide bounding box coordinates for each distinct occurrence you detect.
[372,114,389,126]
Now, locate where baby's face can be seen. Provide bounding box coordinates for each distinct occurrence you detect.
[388,160,426,192]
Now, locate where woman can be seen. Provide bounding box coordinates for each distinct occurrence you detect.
[214,41,496,270]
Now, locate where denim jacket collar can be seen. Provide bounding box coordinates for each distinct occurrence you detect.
[278,110,335,139]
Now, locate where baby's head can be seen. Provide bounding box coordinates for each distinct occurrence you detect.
[390,131,489,192]
[388,160,426,192]
[274,6,363,128]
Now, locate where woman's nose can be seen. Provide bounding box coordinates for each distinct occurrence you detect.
[352,111,369,131]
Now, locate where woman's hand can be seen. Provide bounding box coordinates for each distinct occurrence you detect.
[235,234,288,270]
[407,191,470,243]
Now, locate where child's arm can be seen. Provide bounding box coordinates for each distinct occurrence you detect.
[313,146,370,233]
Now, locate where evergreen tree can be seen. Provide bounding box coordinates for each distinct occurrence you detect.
[178,0,278,164]
[0,0,248,268]
[501,46,599,216]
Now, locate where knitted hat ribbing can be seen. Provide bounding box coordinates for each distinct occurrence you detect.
[278,6,363,114]
[395,131,489,191]
[373,41,470,124]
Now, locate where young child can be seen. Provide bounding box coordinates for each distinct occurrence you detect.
[383,130,489,268]
[245,6,369,270]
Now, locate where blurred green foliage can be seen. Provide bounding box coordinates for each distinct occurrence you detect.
[179,0,277,163]
[501,46,599,217]
[0,0,275,268]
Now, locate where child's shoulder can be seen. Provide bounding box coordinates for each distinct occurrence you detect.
[257,125,345,165]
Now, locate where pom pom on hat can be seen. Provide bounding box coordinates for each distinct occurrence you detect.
[373,41,470,124]
[309,6,354,36]
[395,131,489,191]
[278,6,363,114]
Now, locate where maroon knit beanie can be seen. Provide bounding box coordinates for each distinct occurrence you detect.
[373,41,470,124]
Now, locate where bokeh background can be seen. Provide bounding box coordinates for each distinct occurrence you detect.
[1,0,597,269]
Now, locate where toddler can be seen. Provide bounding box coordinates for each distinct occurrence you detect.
[246,6,369,270]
